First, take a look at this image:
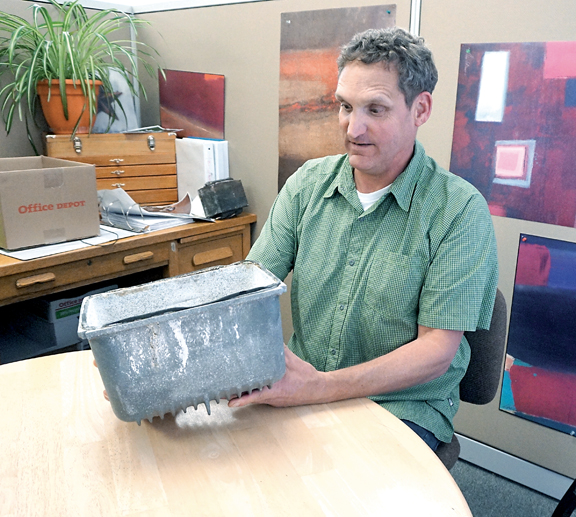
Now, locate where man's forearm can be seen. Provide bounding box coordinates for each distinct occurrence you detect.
[319,326,463,403]
[229,326,463,408]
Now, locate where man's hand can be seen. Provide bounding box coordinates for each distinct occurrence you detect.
[228,345,326,408]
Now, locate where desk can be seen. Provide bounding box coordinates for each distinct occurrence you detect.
[0,350,472,516]
[0,213,256,307]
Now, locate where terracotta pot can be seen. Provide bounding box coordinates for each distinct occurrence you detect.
[37,79,102,134]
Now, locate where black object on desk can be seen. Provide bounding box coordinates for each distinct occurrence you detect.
[199,179,248,219]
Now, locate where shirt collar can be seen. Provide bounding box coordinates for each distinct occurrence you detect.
[323,140,428,212]
[389,140,428,212]
[323,158,356,199]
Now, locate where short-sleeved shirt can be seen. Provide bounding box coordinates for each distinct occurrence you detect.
[247,141,499,442]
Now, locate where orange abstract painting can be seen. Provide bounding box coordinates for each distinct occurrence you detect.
[278,6,396,190]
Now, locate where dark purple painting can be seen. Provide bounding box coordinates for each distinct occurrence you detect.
[500,234,576,435]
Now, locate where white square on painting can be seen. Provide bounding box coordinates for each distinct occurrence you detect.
[476,51,510,123]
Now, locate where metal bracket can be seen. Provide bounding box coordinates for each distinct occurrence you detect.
[73,136,82,154]
[147,135,156,151]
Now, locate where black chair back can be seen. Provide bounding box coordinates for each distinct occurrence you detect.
[435,288,507,470]
[461,288,508,405]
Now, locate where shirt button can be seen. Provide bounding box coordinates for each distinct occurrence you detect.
[349,260,355,266]
[339,304,345,311]
[331,349,337,355]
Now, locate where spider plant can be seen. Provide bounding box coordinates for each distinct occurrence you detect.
[0,0,163,146]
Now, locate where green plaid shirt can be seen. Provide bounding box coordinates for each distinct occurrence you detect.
[248,141,498,442]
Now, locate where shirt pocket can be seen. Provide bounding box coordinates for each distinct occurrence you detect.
[364,250,427,319]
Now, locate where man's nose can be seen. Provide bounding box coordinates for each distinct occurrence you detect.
[346,111,366,140]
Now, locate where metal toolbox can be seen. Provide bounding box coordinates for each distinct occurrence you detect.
[78,261,286,424]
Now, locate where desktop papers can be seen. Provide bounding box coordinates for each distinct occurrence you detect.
[0,225,138,261]
[122,125,183,134]
[0,190,215,260]
[98,188,213,232]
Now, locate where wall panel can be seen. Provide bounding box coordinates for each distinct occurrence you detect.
[420,0,576,478]
[139,0,411,236]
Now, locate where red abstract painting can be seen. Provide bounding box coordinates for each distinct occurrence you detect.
[159,69,225,140]
[450,42,576,229]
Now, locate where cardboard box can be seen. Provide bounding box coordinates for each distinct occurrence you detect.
[0,156,99,250]
[15,285,117,353]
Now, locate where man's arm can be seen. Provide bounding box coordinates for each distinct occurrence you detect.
[228,325,463,408]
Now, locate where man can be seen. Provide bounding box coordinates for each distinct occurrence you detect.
[229,27,498,451]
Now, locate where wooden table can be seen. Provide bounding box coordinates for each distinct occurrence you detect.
[0,350,472,516]
[0,213,256,308]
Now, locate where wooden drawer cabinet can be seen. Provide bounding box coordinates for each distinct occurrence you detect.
[0,214,257,307]
[45,132,178,205]
[0,242,170,303]
[96,163,176,177]
[96,174,177,191]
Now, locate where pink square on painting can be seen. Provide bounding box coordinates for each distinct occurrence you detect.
[543,41,576,79]
[495,145,527,179]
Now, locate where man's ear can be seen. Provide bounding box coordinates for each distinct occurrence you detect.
[413,91,433,127]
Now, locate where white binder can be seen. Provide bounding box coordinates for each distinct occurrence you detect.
[175,138,229,199]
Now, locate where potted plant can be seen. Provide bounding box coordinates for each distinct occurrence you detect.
[0,0,163,148]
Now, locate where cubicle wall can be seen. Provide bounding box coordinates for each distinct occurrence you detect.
[137,0,412,236]
[0,2,49,157]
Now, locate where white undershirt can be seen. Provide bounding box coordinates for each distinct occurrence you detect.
[357,184,392,211]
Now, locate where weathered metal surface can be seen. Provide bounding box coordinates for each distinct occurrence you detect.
[78,261,286,424]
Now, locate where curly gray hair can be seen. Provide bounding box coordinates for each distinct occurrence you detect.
[337,27,438,107]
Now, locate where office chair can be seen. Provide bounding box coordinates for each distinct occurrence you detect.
[435,288,508,470]
[552,478,576,517]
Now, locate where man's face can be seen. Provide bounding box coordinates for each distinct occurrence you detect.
[335,61,431,191]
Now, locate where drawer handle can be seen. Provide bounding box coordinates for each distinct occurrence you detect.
[123,251,154,265]
[111,183,125,188]
[16,272,56,288]
[110,158,124,164]
[111,169,125,176]
[193,247,233,266]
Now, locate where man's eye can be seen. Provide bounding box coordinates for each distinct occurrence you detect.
[340,103,352,111]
